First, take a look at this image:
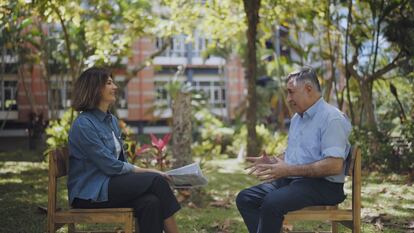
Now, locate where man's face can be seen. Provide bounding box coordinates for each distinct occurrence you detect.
[286,79,310,114]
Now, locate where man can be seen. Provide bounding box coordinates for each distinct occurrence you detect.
[236,66,352,233]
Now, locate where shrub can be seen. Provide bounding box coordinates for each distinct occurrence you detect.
[44,109,77,155]
[350,119,414,175]
[192,109,234,162]
[226,124,287,157]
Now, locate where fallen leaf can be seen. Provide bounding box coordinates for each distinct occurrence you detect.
[408,221,414,229]
[374,218,384,231]
[379,187,387,194]
[282,224,293,232]
[210,200,231,209]
[187,201,198,208]
[211,219,232,233]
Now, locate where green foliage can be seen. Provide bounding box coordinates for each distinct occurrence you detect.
[192,107,287,161]
[35,0,156,67]
[351,118,414,175]
[350,126,393,171]
[118,119,140,163]
[192,108,234,162]
[227,124,287,157]
[44,109,77,154]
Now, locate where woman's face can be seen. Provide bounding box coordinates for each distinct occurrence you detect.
[100,77,118,105]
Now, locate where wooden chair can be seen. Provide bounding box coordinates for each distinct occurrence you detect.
[47,147,135,233]
[283,146,361,233]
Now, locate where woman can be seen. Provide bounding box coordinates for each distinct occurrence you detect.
[68,67,180,233]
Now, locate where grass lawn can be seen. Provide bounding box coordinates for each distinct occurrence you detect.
[0,150,413,233]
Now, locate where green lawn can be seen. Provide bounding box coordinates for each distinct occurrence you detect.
[0,150,413,233]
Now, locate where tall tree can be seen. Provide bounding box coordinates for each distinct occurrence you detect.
[345,0,412,129]
[243,0,261,156]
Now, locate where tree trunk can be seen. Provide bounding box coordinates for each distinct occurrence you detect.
[359,79,376,129]
[243,0,261,157]
[171,91,192,168]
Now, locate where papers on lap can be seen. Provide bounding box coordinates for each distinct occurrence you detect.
[166,162,208,188]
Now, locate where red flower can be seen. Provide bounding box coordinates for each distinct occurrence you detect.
[135,133,171,170]
[150,133,171,153]
[136,133,171,156]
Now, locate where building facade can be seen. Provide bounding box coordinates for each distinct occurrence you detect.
[0,34,246,136]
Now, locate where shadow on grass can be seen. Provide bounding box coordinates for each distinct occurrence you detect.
[1,153,413,233]
[0,149,46,162]
[0,164,50,233]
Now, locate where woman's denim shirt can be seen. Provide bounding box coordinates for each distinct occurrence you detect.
[67,109,135,205]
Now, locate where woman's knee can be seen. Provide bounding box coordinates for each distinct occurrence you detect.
[151,174,171,191]
[133,194,161,211]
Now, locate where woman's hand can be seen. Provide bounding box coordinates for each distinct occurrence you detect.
[147,169,173,182]
[133,166,172,181]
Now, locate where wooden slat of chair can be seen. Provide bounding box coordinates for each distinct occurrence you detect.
[47,147,135,233]
[283,147,361,233]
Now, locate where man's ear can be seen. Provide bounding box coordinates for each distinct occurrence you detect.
[304,82,313,93]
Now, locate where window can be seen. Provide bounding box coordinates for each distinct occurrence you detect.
[154,81,171,105]
[48,79,71,109]
[156,36,187,57]
[193,36,208,57]
[193,81,226,108]
[156,33,210,58]
[154,80,226,108]
[0,81,18,110]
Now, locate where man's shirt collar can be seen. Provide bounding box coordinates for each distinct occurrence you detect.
[302,97,324,119]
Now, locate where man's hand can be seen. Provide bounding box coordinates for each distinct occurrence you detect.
[252,157,344,182]
[254,157,290,182]
[245,152,276,175]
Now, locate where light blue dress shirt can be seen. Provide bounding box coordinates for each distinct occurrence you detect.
[67,109,135,204]
[285,98,352,183]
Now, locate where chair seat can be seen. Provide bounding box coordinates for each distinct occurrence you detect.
[54,208,135,224]
[68,208,134,213]
[298,205,338,210]
[285,209,352,221]
[281,147,361,233]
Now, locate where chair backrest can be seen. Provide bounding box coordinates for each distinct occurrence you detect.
[49,147,69,178]
[344,146,358,177]
[48,147,69,215]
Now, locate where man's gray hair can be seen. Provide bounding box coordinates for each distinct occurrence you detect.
[286,66,321,92]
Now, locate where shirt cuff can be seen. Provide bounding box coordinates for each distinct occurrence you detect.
[120,162,135,174]
[322,146,347,159]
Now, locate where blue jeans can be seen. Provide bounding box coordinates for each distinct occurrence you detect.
[236,178,346,233]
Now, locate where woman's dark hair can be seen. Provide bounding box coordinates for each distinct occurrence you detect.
[72,67,113,111]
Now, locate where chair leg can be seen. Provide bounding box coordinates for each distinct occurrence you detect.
[353,219,361,233]
[47,222,56,233]
[331,221,338,233]
[124,214,134,233]
[68,223,75,233]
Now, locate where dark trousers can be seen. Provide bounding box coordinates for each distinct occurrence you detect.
[236,178,346,233]
[72,173,181,233]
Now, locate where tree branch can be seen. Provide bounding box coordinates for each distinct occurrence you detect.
[50,3,77,82]
[346,35,362,81]
[368,51,406,82]
[126,38,171,81]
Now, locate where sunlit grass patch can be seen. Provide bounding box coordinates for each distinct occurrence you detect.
[0,150,412,233]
